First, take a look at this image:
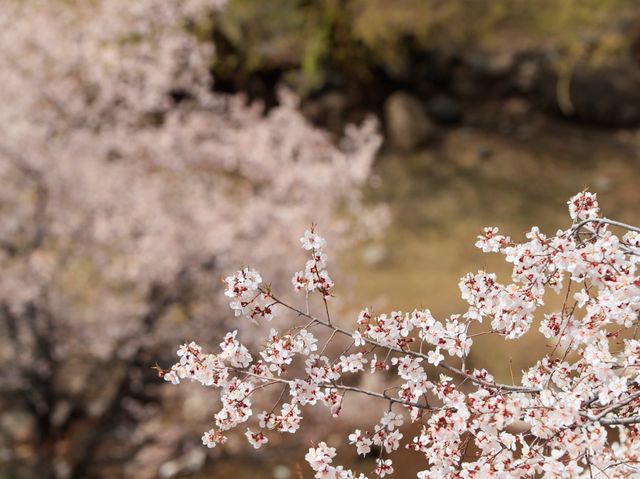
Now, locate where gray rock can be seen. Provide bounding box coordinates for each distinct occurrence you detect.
[515,59,542,92]
[384,92,436,151]
[566,64,640,125]
[487,52,516,76]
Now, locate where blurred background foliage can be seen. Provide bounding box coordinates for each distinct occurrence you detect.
[211,0,636,96]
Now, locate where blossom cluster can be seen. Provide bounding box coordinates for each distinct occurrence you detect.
[164,192,640,479]
[292,228,335,299]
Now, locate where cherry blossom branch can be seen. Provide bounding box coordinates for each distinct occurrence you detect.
[161,347,437,412]
[584,390,640,425]
[572,217,640,256]
[265,291,541,394]
[164,191,640,479]
[573,217,640,235]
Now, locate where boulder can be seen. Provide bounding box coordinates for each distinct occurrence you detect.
[557,64,640,125]
[384,92,437,151]
[527,59,640,126]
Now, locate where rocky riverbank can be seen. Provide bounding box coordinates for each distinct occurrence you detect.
[211,6,640,141]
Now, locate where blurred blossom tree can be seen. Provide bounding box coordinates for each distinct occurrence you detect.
[0,1,380,478]
[165,192,640,479]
